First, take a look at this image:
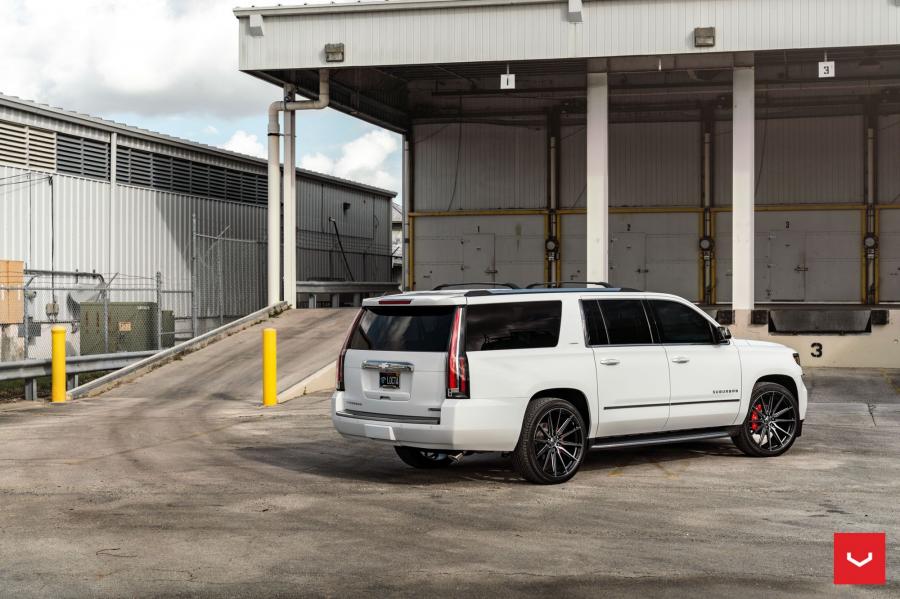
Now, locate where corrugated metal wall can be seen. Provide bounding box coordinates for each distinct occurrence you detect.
[560,122,701,209]
[2,103,394,327]
[879,209,900,302]
[560,212,700,300]
[877,114,900,205]
[715,116,864,205]
[297,177,392,282]
[715,210,862,303]
[239,0,900,70]
[412,122,547,211]
[412,214,545,288]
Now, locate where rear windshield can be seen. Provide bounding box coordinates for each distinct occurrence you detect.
[349,306,455,352]
[465,301,562,352]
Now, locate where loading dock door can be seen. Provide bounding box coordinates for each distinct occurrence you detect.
[609,233,646,290]
[461,234,496,282]
[767,231,805,301]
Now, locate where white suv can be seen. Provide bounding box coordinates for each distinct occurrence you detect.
[332,287,807,484]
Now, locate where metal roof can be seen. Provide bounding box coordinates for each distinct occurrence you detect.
[234,0,563,17]
[0,92,397,198]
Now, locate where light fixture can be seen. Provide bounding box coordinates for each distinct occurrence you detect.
[693,27,715,48]
[249,14,265,37]
[325,43,345,63]
[699,236,714,251]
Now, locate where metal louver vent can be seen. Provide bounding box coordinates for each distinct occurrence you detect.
[57,133,109,180]
[151,154,173,191]
[0,119,57,171]
[112,143,268,204]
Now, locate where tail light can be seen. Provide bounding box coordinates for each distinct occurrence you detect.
[447,306,469,399]
[336,309,364,391]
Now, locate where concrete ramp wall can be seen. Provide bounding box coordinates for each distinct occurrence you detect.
[84,308,357,402]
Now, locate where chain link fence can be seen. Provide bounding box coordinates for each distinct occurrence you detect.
[1,216,265,368]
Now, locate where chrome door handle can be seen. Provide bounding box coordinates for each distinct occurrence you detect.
[598,358,620,366]
[671,356,690,364]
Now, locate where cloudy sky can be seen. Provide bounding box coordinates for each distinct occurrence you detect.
[0,0,401,195]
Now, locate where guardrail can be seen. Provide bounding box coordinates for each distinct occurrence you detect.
[0,351,157,400]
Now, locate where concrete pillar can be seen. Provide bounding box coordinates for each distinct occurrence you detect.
[283,92,297,308]
[732,67,755,311]
[586,72,609,283]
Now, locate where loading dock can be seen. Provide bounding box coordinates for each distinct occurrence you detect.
[232,0,900,366]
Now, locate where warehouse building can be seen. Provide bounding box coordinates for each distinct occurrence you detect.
[0,93,395,360]
[233,0,900,367]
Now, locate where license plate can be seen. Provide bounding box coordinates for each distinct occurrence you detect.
[379,372,400,389]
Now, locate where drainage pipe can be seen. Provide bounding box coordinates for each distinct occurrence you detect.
[266,70,331,307]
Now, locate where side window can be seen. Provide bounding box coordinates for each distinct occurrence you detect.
[581,300,608,345]
[650,300,714,344]
[465,301,562,351]
[598,300,653,345]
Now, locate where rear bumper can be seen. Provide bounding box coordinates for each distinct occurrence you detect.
[331,392,523,452]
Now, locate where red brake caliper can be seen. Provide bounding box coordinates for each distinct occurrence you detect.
[750,404,762,432]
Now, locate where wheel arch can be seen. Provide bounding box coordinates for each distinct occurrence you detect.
[754,374,798,401]
[529,388,591,431]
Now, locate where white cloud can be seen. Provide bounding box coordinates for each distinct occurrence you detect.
[300,152,335,174]
[300,130,399,190]
[0,0,274,118]
[220,130,265,158]
[203,125,219,135]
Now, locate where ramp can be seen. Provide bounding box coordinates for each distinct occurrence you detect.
[93,308,357,402]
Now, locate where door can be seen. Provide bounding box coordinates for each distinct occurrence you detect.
[609,233,645,289]
[647,299,742,431]
[583,299,670,437]
[461,234,496,282]
[343,305,456,420]
[767,231,805,301]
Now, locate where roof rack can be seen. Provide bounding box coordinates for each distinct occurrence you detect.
[432,282,520,290]
[526,281,613,289]
[464,285,645,297]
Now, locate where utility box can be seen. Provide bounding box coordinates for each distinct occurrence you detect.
[0,260,25,325]
[79,302,175,354]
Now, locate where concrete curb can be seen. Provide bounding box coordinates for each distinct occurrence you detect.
[68,302,290,400]
[278,361,336,403]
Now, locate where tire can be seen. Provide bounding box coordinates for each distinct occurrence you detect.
[512,397,588,484]
[394,446,454,469]
[731,382,800,457]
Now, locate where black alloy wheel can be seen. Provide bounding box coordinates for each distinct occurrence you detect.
[732,382,800,457]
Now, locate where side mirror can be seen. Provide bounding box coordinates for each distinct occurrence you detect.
[715,326,732,344]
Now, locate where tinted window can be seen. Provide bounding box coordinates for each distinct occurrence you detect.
[599,300,653,345]
[581,300,609,345]
[650,300,714,344]
[466,301,562,351]
[349,306,454,352]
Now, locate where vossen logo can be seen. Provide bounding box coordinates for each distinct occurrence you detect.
[713,389,739,395]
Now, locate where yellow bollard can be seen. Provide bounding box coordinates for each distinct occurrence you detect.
[262,327,277,407]
[51,326,66,403]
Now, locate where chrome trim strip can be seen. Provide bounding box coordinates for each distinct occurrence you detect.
[591,429,731,450]
[335,409,439,425]
[361,360,415,372]
[603,398,739,410]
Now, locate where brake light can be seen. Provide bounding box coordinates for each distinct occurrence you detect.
[378,299,412,305]
[336,309,364,391]
[447,306,469,399]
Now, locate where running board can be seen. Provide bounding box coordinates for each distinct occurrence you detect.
[590,428,732,450]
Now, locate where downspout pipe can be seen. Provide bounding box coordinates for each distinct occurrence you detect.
[266,70,330,307]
